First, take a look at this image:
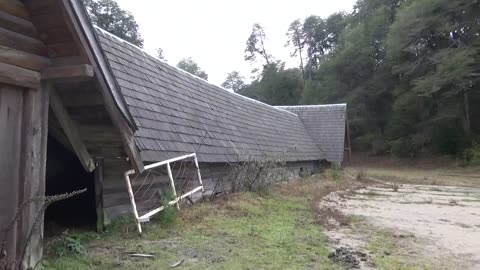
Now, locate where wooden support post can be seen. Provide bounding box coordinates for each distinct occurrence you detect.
[194,154,204,192]
[94,157,104,232]
[123,171,142,234]
[49,89,95,172]
[166,163,180,210]
[17,82,50,269]
[48,116,74,153]
[345,114,352,162]
[0,84,24,269]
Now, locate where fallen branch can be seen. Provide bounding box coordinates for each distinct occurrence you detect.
[171,259,184,267]
[128,253,155,259]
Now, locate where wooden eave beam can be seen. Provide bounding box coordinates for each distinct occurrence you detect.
[0,61,39,88]
[49,89,96,172]
[41,64,94,81]
[48,115,75,153]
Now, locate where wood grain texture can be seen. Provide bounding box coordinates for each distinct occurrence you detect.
[62,0,143,173]
[41,64,93,80]
[0,85,23,268]
[0,27,47,55]
[0,45,50,71]
[17,83,49,268]
[95,158,105,232]
[0,61,40,88]
[0,0,30,19]
[50,89,95,172]
[0,10,37,37]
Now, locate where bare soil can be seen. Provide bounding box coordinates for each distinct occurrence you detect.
[321,169,480,270]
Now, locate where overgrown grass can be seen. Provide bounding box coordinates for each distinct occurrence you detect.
[45,175,348,270]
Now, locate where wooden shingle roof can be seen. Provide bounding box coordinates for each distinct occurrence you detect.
[94,28,324,163]
[276,104,347,165]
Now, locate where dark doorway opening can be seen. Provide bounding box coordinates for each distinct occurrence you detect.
[44,136,96,237]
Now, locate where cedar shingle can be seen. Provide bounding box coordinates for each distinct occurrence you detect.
[95,28,330,163]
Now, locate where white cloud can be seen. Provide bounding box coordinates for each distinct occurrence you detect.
[115,0,354,84]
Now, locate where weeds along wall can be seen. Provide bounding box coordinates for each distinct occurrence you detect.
[100,159,318,224]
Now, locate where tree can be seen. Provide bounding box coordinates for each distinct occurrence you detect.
[221,71,246,92]
[286,19,306,80]
[245,23,274,67]
[177,57,208,80]
[157,48,166,61]
[240,63,304,105]
[83,0,144,47]
[387,0,479,139]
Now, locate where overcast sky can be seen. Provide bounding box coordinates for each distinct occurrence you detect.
[115,0,355,85]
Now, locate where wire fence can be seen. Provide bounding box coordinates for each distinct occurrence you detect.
[123,153,204,233]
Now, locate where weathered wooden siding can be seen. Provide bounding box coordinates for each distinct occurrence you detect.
[100,160,317,223]
[0,83,49,269]
[0,85,24,269]
[0,0,50,268]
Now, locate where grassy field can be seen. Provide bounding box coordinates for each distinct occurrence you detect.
[44,165,479,270]
[44,172,353,270]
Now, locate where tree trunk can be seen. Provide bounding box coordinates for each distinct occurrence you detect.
[463,90,471,140]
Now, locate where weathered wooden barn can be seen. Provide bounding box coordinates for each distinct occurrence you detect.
[0,0,348,268]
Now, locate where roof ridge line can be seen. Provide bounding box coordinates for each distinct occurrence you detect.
[93,26,299,117]
[276,103,347,108]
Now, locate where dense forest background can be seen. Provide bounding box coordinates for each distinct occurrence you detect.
[237,0,480,161]
[84,0,479,162]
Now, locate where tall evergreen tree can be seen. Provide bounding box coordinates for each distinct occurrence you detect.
[83,0,144,47]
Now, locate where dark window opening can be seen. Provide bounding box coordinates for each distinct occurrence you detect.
[44,136,96,237]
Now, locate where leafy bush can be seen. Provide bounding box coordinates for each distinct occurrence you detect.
[155,190,178,226]
[463,142,480,165]
[53,235,90,256]
[329,165,341,181]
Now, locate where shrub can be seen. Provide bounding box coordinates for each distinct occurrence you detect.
[156,191,177,225]
[53,235,89,257]
[329,165,341,181]
[212,154,288,198]
[391,182,399,192]
[355,168,367,181]
[463,142,480,165]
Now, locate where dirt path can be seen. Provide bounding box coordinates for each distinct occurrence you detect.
[322,182,480,269]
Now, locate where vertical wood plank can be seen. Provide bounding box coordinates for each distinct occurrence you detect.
[0,85,24,269]
[16,83,49,269]
[94,157,105,232]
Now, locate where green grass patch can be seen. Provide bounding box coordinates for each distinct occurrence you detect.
[45,191,339,270]
[366,229,435,270]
